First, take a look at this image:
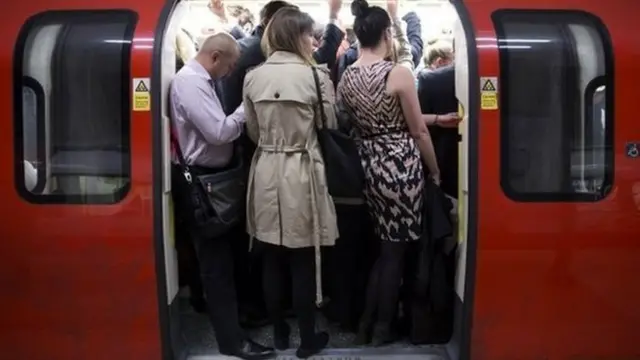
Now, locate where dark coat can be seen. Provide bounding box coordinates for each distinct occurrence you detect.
[409,179,456,345]
[415,179,454,305]
[417,65,458,198]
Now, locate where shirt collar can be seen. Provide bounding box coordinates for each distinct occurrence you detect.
[186,58,212,82]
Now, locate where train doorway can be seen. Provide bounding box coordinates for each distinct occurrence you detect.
[153,1,476,359]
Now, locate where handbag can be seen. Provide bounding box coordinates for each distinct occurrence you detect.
[169,127,246,239]
[311,66,365,199]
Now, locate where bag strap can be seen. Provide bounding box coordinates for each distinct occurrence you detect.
[169,122,193,183]
[311,66,327,129]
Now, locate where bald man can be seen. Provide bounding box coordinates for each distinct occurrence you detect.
[169,33,275,360]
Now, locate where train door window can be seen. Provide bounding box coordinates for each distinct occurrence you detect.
[493,11,613,202]
[14,11,137,204]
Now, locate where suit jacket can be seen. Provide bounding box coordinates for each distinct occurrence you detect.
[218,23,344,116]
[417,65,458,198]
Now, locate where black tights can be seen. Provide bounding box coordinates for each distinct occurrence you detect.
[260,242,317,347]
[360,241,408,327]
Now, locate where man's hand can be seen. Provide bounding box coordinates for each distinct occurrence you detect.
[328,0,342,19]
[208,0,227,21]
[386,0,399,19]
[436,112,462,128]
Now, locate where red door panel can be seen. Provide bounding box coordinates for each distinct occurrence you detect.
[0,1,164,359]
[463,0,640,358]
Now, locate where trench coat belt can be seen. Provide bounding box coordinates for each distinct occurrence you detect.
[247,142,325,305]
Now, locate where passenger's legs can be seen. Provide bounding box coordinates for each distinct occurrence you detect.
[232,229,268,328]
[175,216,205,312]
[171,165,273,358]
[356,240,407,346]
[192,230,244,352]
[324,204,367,331]
[289,247,317,343]
[261,242,289,349]
[289,247,328,358]
[359,253,381,328]
[399,241,420,335]
[375,241,407,326]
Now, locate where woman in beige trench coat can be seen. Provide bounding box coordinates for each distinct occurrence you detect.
[242,6,338,359]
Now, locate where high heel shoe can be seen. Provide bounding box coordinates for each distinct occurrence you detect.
[273,321,290,351]
[296,331,329,359]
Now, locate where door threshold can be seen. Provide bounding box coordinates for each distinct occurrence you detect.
[187,345,448,359]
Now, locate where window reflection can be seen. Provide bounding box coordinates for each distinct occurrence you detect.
[495,11,613,201]
[22,86,38,164]
[15,11,135,203]
[572,85,607,194]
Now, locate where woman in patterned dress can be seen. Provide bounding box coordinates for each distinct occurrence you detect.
[336,0,442,346]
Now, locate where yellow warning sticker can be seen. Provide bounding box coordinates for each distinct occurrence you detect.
[480,76,498,110]
[132,77,151,111]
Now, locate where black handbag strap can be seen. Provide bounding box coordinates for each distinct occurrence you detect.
[169,123,193,184]
[311,67,327,129]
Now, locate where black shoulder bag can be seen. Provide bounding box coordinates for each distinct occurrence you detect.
[169,128,246,239]
[311,66,364,199]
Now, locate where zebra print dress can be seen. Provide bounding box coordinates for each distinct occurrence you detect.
[337,60,424,242]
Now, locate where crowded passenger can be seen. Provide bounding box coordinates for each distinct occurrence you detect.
[336,0,441,346]
[417,39,460,198]
[175,27,197,71]
[323,0,418,333]
[243,7,339,357]
[219,0,344,115]
[228,4,256,36]
[169,0,462,358]
[215,0,344,330]
[201,0,250,41]
[419,39,454,73]
[334,0,423,83]
[169,32,274,359]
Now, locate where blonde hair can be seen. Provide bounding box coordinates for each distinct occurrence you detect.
[423,40,453,67]
[260,6,316,64]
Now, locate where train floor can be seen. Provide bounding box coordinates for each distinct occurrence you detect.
[177,292,448,359]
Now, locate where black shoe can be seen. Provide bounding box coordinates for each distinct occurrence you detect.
[189,297,207,314]
[274,322,290,350]
[371,323,396,347]
[354,322,371,346]
[296,332,329,359]
[221,339,275,360]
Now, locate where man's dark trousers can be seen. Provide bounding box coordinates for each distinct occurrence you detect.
[171,164,244,353]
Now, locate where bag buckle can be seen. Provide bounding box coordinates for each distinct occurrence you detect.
[183,170,192,183]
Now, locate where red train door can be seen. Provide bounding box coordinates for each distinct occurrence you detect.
[460,0,640,358]
[0,0,169,359]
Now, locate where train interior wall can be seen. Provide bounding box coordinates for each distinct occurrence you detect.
[157,2,471,359]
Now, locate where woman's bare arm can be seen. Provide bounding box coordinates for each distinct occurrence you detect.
[388,65,440,183]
